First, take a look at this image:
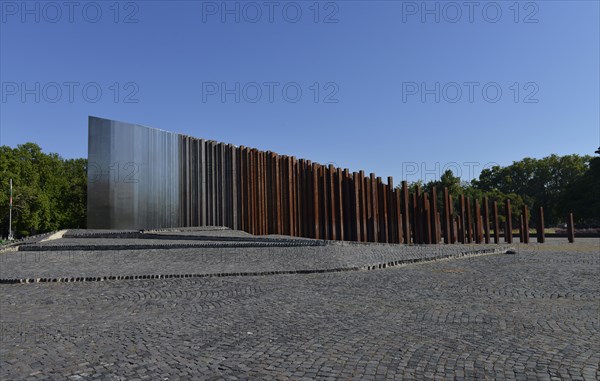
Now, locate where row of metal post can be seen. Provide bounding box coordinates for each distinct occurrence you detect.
[177,136,575,243]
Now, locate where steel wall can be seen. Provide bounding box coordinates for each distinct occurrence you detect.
[88,116,525,243]
[87,117,180,229]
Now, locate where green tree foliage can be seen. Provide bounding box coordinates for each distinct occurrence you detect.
[408,154,594,228]
[560,156,600,226]
[412,169,525,226]
[472,154,592,225]
[0,143,87,238]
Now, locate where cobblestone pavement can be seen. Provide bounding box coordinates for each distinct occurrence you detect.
[1,238,598,380]
[0,229,508,282]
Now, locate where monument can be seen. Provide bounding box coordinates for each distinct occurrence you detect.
[88,116,514,245]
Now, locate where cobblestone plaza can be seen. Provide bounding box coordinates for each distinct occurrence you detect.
[1,231,598,380]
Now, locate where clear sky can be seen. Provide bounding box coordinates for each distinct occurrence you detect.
[1,0,598,184]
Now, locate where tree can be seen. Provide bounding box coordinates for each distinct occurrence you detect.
[0,143,87,238]
[472,154,591,225]
[560,156,600,226]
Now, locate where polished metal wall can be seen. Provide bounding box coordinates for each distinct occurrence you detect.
[87,117,180,229]
[88,116,513,244]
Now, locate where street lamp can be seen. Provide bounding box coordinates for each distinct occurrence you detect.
[8,179,13,241]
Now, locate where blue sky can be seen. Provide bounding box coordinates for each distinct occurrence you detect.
[1,0,598,183]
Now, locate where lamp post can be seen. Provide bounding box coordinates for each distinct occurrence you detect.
[8,179,13,240]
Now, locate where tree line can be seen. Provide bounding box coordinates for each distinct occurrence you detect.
[0,143,86,237]
[409,153,598,228]
[0,143,598,238]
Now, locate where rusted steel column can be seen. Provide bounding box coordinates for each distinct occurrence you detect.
[387,177,396,243]
[287,156,294,235]
[214,143,221,227]
[364,174,371,241]
[492,201,499,244]
[236,145,242,229]
[256,151,262,235]
[232,144,238,229]
[522,205,529,244]
[423,192,431,244]
[328,164,336,241]
[379,178,389,243]
[259,151,264,235]
[436,212,442,243]
[465,197,472,244]
[213,142,218,226]
[279,155,286,235]
[229,145,234,229]
[320,165,327,240]
[306,161,314,238]
[246,147,251,233]
[352,172,361,241]
[264,152,269,234]
[474,199,481,244]
[459,195,466,244]
[304,160,311,237]
[365,174,372,241]
[254,150,262,234]
[419,192,426,244]
[505,199,513,243]
[290,157,297,236]
[219,143,225,227]
[370,174,379,242]
[350,171,356,241]
[205,141,211,226]
[281,154,287,235]
[336,167,344,241]
[286,155,291,236]
[483,197,490,244]
[384,182,390,243]
[243,147,249,233]
[200,140,207,227]
[294,158,299,236]
[413,187,422,244]
[265,153,272,234]
[287,157,293,236]
[396,190,403,243]
[239,146,245,232]
[308,162,313,237]
[343,169,352,240]
[296,158,301,236]
[254,149,260,235]
[412,191,418,244]
[320,165,328,240]
[250,149,256,235]
[274,154,281,234]
[358,171,366,242]
[220,143,226,227]
[401,181,411,244]
[269,153,275,235]
[312,164,320,239]
[278,155,285,235]
[567,213,575,243]
[443,188,451,244]
[537,207,545,243]
[430,187,439,244]
[290,156,298,236]
[418,186,425,244]
[247,148,253,234]
[289,158,294,237]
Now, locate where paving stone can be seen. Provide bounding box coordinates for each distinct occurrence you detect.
[0,236,598,380]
